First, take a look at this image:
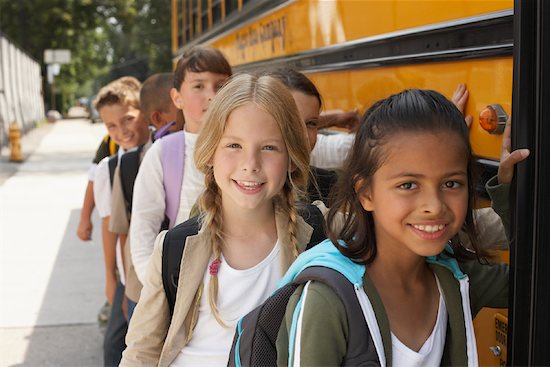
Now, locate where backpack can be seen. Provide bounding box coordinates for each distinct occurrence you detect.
[159,130,185,229]
[227,266,379,367]
[119,146,143,213]
[161,204,326,315]
[107,131,185,229]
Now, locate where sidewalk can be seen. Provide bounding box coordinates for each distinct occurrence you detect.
[0,119,107,366]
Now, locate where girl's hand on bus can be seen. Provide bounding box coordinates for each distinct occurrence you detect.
[452,83,473,128]
[498,119,530,184]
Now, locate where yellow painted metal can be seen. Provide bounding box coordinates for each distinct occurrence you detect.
[204,1,512,161]
[305,57,511,161]
[208,0,512,66]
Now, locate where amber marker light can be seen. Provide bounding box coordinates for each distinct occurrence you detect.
[479,104,507,134]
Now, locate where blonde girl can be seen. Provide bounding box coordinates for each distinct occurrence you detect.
[276,89,517,366]
[121,73,320,367]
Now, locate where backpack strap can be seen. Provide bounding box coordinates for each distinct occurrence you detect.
[108,154,118,188]
[160,131,185,229]
[298,204,326,250]
[228,266,377,367]
[161,216,200,315]
[293,267,378,366]
[119,146,143,214]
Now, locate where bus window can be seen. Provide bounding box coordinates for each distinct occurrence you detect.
[225,0,238,17]
[212,0,222,26]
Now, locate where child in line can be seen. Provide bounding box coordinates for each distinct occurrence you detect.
[129,46,232,284]
[92,76,151,366]
[108,72,180,320]
[276,89,528,366]
[268,68,339,205]
[139,72,183,140]
[121,73,318,366]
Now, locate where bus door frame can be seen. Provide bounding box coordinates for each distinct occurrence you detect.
[508,0,550,365]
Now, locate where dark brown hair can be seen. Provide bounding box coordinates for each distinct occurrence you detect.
[173,46,232,89]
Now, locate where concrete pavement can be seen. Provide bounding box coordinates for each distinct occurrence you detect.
[1,119,107,366]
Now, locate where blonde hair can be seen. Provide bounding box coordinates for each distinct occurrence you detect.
[193,73,310,328]
[94,76,141,111]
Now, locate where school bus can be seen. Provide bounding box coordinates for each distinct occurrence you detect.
[171,0,550,365]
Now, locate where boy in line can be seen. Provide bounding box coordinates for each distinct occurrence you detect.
[108,73,179,319]
[92,76,150,367]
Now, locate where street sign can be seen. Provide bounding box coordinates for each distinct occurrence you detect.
[44,49,71,64]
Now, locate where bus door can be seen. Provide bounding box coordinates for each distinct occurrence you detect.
[508,0,550,365]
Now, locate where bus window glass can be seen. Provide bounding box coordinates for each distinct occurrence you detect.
[202,0,209,31]
[212,0,222,26]
[225,0,238,17]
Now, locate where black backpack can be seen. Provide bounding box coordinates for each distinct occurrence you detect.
[161,204,327,315]
[227,266,379,367]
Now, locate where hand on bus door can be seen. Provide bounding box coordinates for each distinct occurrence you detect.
[452,83,473,128]
[498,119,530,185]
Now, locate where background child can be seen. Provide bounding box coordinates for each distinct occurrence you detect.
[92,76,150,366]
[276,89,527,366]
[108,72,180,320]
[121,73,318,366]
[129,46,231,285]
[268,68,338,204]
[139,72,183,140]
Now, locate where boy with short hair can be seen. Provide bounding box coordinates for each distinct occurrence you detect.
[92,76,150,367]
[107,72,179,319]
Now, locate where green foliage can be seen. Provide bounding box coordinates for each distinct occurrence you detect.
[0,0,172,112]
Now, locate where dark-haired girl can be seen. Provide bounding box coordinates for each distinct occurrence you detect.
[276,89,528,366]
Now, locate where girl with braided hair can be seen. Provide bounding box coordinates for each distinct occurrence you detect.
[121,73,322,367]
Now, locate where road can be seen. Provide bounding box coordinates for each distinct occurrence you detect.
[0,119,107,366]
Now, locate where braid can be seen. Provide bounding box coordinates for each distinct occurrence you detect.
[199,169,228,327]
[281,183,300,270]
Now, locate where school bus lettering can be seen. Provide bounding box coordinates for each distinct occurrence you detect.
[235,15,286,55]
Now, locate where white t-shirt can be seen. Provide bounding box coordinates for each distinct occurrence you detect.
[171,241,282,367]
[310,132,355,170]
[87,163,97,181]
[93,148,127,285]
[175,131,204,223]
[130,130,204,283]
[391,279,447,366]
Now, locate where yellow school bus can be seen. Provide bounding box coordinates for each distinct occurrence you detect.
[171,1,514,365]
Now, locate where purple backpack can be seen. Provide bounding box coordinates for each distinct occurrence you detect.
[160,131,185,229]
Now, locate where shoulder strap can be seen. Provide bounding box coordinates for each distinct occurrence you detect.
[161,216,200,315]
[108,155,118,188]
[294,267,378,366]
[119,146,143,214]
[160,131,186,229]
[298,204,326,250]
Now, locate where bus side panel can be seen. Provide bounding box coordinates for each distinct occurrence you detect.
[307,57,512,160]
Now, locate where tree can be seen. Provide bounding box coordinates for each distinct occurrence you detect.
[0,0,172,111]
